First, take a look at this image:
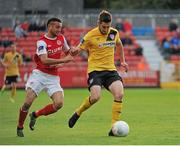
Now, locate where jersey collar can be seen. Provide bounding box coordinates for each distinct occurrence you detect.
[44,34,57,40]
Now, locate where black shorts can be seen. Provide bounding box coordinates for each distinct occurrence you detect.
[87,70,123,91]
[5,75,18,85]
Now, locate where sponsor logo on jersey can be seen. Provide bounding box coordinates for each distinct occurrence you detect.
[38,46,44,51]
[98,42,115,48]
[57,40,62,45]
[48,47,62,54]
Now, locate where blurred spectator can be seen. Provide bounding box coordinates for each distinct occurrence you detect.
[135,44,143,56]
[170,29,180,54]
[28,15,39,32]
[20,49,32,64]
[115,18,124,32]
[28,16,37,32]
[169,19,178,32]
[28,16,46,32]
[123,18,132,32]
[163,38,171,50]
[163,36,172,51]
[0,36,13,48]
[161,36,172,59]
[12,19,20,31]
[14,22,27,38]
[121,31,133,46]
[21,21,29,32]
[38,20,46,31]
[137,57,149,71]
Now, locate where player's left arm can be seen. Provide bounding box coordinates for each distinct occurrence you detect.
[17,54,23,66]
[116,40,128,72]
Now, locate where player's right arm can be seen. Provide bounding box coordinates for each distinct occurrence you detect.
[69,33,89,56]
[0,54,9,68]
[37,40,73,65]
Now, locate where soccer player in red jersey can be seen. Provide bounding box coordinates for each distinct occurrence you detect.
[16,18,73,137]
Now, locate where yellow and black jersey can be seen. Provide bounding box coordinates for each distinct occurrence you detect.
[79,27,121,73]
[3,52,22,76]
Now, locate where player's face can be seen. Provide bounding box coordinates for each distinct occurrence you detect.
[11,44,16,52]
[98,22,111,35]
[49,22,62,37]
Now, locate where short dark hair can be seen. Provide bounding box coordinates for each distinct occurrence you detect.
[98,10,112,23]
[47,17,62,27]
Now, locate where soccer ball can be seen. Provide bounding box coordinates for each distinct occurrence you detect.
[112,121,129,137]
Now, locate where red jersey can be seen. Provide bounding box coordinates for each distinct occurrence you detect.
[34,34,70,75]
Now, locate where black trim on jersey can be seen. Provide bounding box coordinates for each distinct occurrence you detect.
[106,29,117,41]
[80,38,85,44]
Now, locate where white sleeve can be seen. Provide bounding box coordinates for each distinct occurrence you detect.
[63,37,70,52]
[36,40,47,55]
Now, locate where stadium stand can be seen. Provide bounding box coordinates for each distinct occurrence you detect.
[155,26,180,60]
[0,19,159,88]
[0,24,149,69]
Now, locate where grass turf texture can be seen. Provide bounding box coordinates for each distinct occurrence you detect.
[0,88,180,145]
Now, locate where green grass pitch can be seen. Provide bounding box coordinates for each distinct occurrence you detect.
[0,88,180,145]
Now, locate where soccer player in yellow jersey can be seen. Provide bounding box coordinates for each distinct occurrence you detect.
[0,43,22,102]
[68,10,128,136]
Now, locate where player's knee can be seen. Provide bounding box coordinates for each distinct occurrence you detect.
[54,101,63,110]
[114,92,124,101]
[12,84,16,88]
[22,103,31,111]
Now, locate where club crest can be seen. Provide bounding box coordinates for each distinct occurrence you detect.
[109,34,115,40]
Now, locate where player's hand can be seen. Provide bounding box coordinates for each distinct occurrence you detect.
[63,54,74,63]
[69,47,79,56]
[120,62,128,73]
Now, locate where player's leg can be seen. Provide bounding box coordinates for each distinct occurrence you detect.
[1,84,12,101]
[10,82,16,103]
[109,80,124,124]
[0,84,6,94]
[77,85,101,115]
[0,76,7,95]
[29,74,63,130]
[17,88,37,137]
[10,76,18,102]
[68,71,102,128]
[17,70,43,137]
[68,85,101,128]
[0,84,6,97]
[29,91,64,130]
[0,77,10,96]
[108,80,124,136]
